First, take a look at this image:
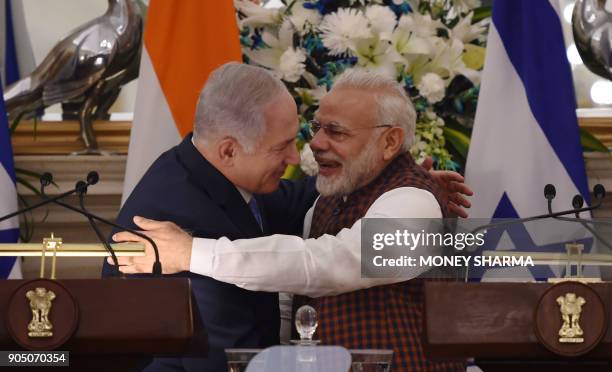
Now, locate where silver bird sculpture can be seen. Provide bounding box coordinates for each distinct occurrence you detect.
[573,0,612,81]
[3,0,144,154]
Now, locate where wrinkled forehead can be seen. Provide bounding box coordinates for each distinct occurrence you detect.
[315,87,378,127]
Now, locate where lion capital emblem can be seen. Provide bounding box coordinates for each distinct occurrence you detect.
[556,292,586,343]
[26,287,56,338]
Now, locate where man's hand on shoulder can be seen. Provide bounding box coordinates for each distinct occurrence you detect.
[421,157,473,218]
[110,216,193,274]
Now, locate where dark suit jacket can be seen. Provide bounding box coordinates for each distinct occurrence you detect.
[103,134,317,371]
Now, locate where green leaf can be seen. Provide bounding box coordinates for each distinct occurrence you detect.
[9,111,25,134]
[33,116,39,140]
[580,127,609,153]
[15,176,41,195]
[472,6,492,23]
[15,168,59,188]
[16,193,34,242]
[443,126,471,159]
[282,164,305,180]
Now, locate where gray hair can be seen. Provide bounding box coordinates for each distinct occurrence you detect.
[193,62,287,153]
[332,69,416,150]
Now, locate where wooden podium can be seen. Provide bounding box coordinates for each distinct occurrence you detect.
[0,240,206,371]
[424,281,612,372]
[0,278,206,371]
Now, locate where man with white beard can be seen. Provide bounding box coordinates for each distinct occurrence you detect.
[113,69,466,371]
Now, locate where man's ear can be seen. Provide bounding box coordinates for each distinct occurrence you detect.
[382,127,405,160]
[218,137,238,166]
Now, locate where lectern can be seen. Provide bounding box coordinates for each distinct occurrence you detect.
[0,239,207,371]
[424,281,612,372]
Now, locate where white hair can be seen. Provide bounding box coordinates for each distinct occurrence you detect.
[332,69,416,150]
[193,62,287,153]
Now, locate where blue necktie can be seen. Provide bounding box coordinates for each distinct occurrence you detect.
[248,198,263,231]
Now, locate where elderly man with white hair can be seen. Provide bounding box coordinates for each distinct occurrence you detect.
[112,68,468,371]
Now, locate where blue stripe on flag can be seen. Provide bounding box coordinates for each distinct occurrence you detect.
[0,79,16,183]
[492,0,589,201]
[492,192,519,219]
[0,229,19,277]
[4,0,20,85]
[0,75,20,278]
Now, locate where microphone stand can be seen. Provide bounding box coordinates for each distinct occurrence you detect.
[0,172,163,276]
[545,184,612,251]
[39,172,122,277]
[465,184,609,281]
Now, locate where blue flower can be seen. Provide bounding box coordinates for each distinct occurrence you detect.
[317,58,357,88]
[303,0,341,15]
[304,34,324,53]
[388,0,413,17]
[403,74,414,89]
[251,32,265,49]
[298,122,312,142]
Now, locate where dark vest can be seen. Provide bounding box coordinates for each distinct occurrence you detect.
[296,153,464,372]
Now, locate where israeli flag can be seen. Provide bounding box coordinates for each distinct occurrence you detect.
[465,0,591,280]
[0,77,21,279]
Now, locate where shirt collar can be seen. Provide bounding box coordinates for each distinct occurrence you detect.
[236,186,253,204]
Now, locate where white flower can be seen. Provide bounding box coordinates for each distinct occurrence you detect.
[398,12,445,39]
[319,8,372,56]
[365,5,397,38]
[353,38,397,79]
[429,38,480,84]
[244,21,307,82]
[300,144,319,176]
[288,3,322,35]
[279,48,307,82]
[451,12,488,43]
[416,151,428,165]
[234,0,284,28]
[417,73,446,103]
[388,15,437,63]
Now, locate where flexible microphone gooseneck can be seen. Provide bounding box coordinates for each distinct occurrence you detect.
[545,184,612,250]
[0,171,163,276]
[40,172,122,277]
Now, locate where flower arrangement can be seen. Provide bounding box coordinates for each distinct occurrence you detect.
[235,0,491,173]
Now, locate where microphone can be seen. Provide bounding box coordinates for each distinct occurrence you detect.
[546,184,612,250]
[594,184,606,200]
[77,174,121,276]
[470,184,607,235]
[86,171,99,186]
[544,184,556,201]
[572,195,584,210]
[40,172,53,187]
[0,172,163,276]
[0,181,88,224]
[40,173,162,276]
[547,184,612,224]
[40,173,122,277]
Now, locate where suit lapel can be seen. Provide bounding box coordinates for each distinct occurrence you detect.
[176,134,263,238]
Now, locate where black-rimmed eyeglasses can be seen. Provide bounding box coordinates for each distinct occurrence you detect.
[308,119,393,142]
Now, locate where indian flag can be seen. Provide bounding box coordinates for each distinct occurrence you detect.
[122,0,242,202]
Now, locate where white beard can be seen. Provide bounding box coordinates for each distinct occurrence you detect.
[315,140,382,197]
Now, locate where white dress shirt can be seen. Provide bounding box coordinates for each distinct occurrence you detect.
[190,186,442,298]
